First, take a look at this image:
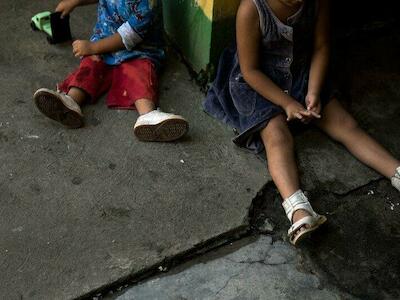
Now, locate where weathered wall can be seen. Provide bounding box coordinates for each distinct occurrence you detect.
[162,0,239,76]
[162,0,214,73]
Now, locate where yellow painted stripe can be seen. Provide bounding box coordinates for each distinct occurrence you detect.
[195,0,240,21]
[196,0,214,20]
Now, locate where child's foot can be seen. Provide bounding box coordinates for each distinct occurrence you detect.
[33,88,84,128]
[133,109,188,142]
[292,209,312,237]
[392,167,400,192]
[282,190,327,246]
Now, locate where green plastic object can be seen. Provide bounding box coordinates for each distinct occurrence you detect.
[31,11,53,37]
[31,11,72,44]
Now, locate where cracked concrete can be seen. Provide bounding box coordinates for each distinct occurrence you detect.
[1,1,400,299]
[249,179,400,299]
[114,179,399,300]
[0,2,267,299]
[112,30,400,300]
[116,236,348,300]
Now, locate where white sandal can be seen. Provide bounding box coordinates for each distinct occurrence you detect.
[282,190,327,246]
[391,167,400,192]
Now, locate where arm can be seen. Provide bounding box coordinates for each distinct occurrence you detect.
[306,0,331,113]
[72,33,125,57]
[56,0,99,18]
[72,0,154,57]
[236,0,315,122]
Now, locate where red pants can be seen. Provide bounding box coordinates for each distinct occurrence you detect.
[58,56,158,110]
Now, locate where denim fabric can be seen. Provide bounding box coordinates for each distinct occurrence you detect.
[204,0,333,153]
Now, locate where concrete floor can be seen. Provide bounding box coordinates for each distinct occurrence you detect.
[1,1,399,300]
[0,2,266,299]
[113,33,400,300]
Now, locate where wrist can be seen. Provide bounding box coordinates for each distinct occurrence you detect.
[281,97,296,111]
[90,41,99,55]
[307,90,320,98]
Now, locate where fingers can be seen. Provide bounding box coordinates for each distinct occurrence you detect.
[72,40,91,58]
[287,112,307,122]
[288,110,320,123]
[73,49,81,57]
[307,100,321,114]
[300,106,322,119]
[299,111,314,123]
[298,110,313,118]
[295,113,303,120]
[72,41,80,57]
[286,100,322,122]
[309,110,321,119]
[55,4,68,18]
[55,3,63,12]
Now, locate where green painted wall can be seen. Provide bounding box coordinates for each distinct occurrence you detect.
[162,0,213,73]
[162,0,240,80]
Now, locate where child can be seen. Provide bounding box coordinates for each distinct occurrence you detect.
[204,0,400,245]
[33,0,188,142]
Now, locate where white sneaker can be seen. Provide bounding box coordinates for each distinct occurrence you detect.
[391,167,400,192]
[133,109,188,142]
[33,88,84,128]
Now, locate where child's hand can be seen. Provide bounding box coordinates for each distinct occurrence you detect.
[72,40,95,57]
[305,93,322,116]
[285,101,320,123]
[56,0,79,18]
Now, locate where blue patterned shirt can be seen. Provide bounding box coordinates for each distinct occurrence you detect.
[90,0,164,66]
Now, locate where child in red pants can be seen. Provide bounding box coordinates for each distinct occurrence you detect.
[33,0,188,142]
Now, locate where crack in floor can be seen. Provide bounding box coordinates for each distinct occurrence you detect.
[214,272,244,297]
[82,175,400,299]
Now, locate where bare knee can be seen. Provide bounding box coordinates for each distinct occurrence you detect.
[261,115,294,150]
[319,99,361,142]
[331,115,360,142]
[343,115,359,131]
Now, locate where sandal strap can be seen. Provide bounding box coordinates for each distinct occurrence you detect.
[282,190,318,222]
[288,216,316,236]
[392,167,400,191]
[393,167,400,179]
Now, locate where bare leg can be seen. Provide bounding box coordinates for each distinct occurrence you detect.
[316,99,400,178]
[261,115,310,233]
[67,87,87,106]
[66,55,103,106]
[135,98,155,115]
[261,115,299,198]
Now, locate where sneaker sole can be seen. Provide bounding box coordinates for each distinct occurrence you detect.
[33,90,83,129]
[134,118,189,142]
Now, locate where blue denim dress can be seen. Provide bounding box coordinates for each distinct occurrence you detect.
[203,0,334,153]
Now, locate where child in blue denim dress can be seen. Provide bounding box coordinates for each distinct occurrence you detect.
[204,0,400,245]
[33,0,188,142]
